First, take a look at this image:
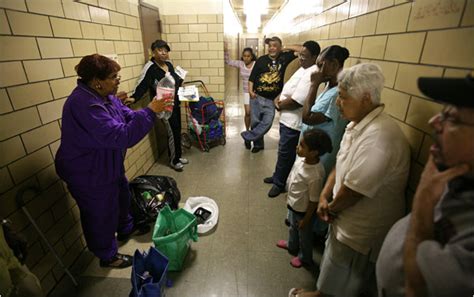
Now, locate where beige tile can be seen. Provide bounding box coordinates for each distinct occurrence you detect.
[26,0,64,17]
[408,0,464,31]
[200,51,219,59]
[23,60,63,82]
[0,36,40,61]
[340,18,356,38]
[421,27,474,68]
[354,12,378,36]
[0,89,13,114]
[166,33,180,42]
[98,0,115,11]
[49,77,76,99]
[191,60,209,68]
[7,10,52,36]
[119,66,133,81]
[179,15,197,24]
[81,0,98,6]
[21,122,61,153]
[165,15,179,24]
[0,62,27,88]
[110,11,126,27]
[418,135,433,164]
[371,60,399,88]
[49,139,60,157]
[169,24,189,33]
[376,3,411,34]
[129,3,139,17]
[89,6,110,24]
[176,59,191,68]
[344,37,362,57]
[462,0,474,26]
[325,7,337,24]
[128,41,142,53]
[336,1,350,21]
[8,82,52,110]
[444,68,472,78]
[132,29,141,41]
[208,42,222,51]
[198,14,217,23]
[0,107,41,141]
[0,9,10,34]
[81,22,104,39]
[360,35,387,59]
[95,40,115,55]
[329,22,341,39]
[115,0,131,15]
[38,38,73,59]
[187,68,201,76]
[0,167,13,193]
[189,24,207,33]
[0,0,27,11]
[381,87,410,120]
[385,32,425,63]
[123,54,137,67]
[210,76,224,84]
[50,17,82,38]
[0,136,26,167]
[207,24,223,33]
[102,25,121,40]
[61,58,81,77]
[182,51,200,60]
[396,121,424,158]
[8,147,53,183]
[114,41,129,54]
[125,15,138,29]
[320,25,330,39]
[201,68,219,76]
[394,64,444,97]
[180,33,199,42]
[120,27,134,40]
[63,1,91,21]
[406,96,443,133]
[37,98,66,124]
[209,59,224,67]
[217,14,223,23]
[169,42,189,51]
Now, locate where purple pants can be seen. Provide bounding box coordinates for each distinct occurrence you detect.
[68,175,134,261]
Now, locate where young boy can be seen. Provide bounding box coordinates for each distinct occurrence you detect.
[276,128,333,268]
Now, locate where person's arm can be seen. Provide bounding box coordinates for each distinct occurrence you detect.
[130,63,155,103]
[317,167,336,222]
[328,184,364,213]
[300,175,323,229]
[283,44,302,53]
[299,201,317,229]
[248,80,256,99]
[278,98,302,110]
[302,67,329,125]
[224,51,241,68]
[403,156,469,297]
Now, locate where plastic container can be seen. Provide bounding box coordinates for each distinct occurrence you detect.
[183,196,219,234]
[152,205,198,271]
[129,247,169,297]
[155,72,175,119]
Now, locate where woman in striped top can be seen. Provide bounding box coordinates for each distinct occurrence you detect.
[225,47,256,149]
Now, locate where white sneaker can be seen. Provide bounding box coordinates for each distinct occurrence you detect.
[179,158,189,164]
[170,162,184,171]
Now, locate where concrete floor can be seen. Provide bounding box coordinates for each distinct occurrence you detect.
[50,93,323,297]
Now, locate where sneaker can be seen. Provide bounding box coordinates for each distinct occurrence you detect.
[251,147,263,153]
[170,162,184,171]
[290,257,303,268]
[263,176,273,184]
[99,253,133,268]
[268,185,283,198]
[179,158,189,164]
[276,239,288,250]
[244,140,251,150]
[284,218,290,227]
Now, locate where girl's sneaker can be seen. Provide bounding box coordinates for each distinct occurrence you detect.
[290,257,303,268]
[276,239,288,250]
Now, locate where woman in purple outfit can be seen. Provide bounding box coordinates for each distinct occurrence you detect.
[225,47,256,149]
[55,54,172,268]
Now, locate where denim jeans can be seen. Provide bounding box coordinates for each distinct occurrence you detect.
[272,123,300,188]
[242,95,275,149]
[288,208,314,265]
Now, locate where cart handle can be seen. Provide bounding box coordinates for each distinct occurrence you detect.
[182,80,210,97]
[16,186,40,207]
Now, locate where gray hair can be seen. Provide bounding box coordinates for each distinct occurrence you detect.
[337,63,385,104]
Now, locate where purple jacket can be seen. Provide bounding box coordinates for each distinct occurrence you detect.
[55,80,155,187]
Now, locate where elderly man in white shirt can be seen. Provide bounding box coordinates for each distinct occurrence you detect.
[311,63,411,297]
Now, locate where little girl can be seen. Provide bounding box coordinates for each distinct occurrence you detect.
[277,128,333,268]
[224,47,256,148]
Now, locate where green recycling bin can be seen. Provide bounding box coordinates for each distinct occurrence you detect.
[152,204,198,271]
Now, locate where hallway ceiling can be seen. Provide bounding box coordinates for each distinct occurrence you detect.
[230,0,287,33]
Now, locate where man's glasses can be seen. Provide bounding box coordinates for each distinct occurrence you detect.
[437,107,474,127]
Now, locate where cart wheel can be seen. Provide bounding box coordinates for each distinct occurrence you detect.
[181,133,192,149]
[203,144,210,152]
[220,137,226,146]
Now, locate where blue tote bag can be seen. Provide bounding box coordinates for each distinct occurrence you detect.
[129,247,169,297]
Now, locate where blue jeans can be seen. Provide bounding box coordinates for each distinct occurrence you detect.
[272,123,300,188]
[242,95,275,149]
[288,208,314,265]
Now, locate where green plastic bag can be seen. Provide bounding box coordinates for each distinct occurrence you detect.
[152,205,198,271]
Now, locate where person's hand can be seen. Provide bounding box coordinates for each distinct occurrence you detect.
[249,90,257,99]
[317,197,334,223]
[274,97,281,110]
[148,93,174,113]
[413,155,470,206]
[298,218,308,229]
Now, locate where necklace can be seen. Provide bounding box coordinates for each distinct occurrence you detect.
[156,61,169,72]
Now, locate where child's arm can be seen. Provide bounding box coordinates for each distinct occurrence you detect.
[299,201,317,229]
[300,174,323,229]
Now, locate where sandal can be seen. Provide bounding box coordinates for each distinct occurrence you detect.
[99,253,132,268]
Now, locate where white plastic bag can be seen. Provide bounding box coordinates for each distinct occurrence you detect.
[183,196,219,234]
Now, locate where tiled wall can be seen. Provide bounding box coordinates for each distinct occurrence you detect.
[0,0,158,293]
[160,14,225,99]
[268,0,474,201]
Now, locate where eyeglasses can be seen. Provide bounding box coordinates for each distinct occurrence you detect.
[436,107,474,127]
[107,74,121,81]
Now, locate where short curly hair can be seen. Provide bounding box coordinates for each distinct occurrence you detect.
[303,128,333,156]
[75,54,121,83]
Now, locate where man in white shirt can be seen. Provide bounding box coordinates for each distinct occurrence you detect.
[264,41,320,198]
[315,63,411,296]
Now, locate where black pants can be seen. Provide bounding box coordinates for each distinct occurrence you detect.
[166,106,182,165]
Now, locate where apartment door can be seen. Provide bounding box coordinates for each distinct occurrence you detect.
[245,38,259,55]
